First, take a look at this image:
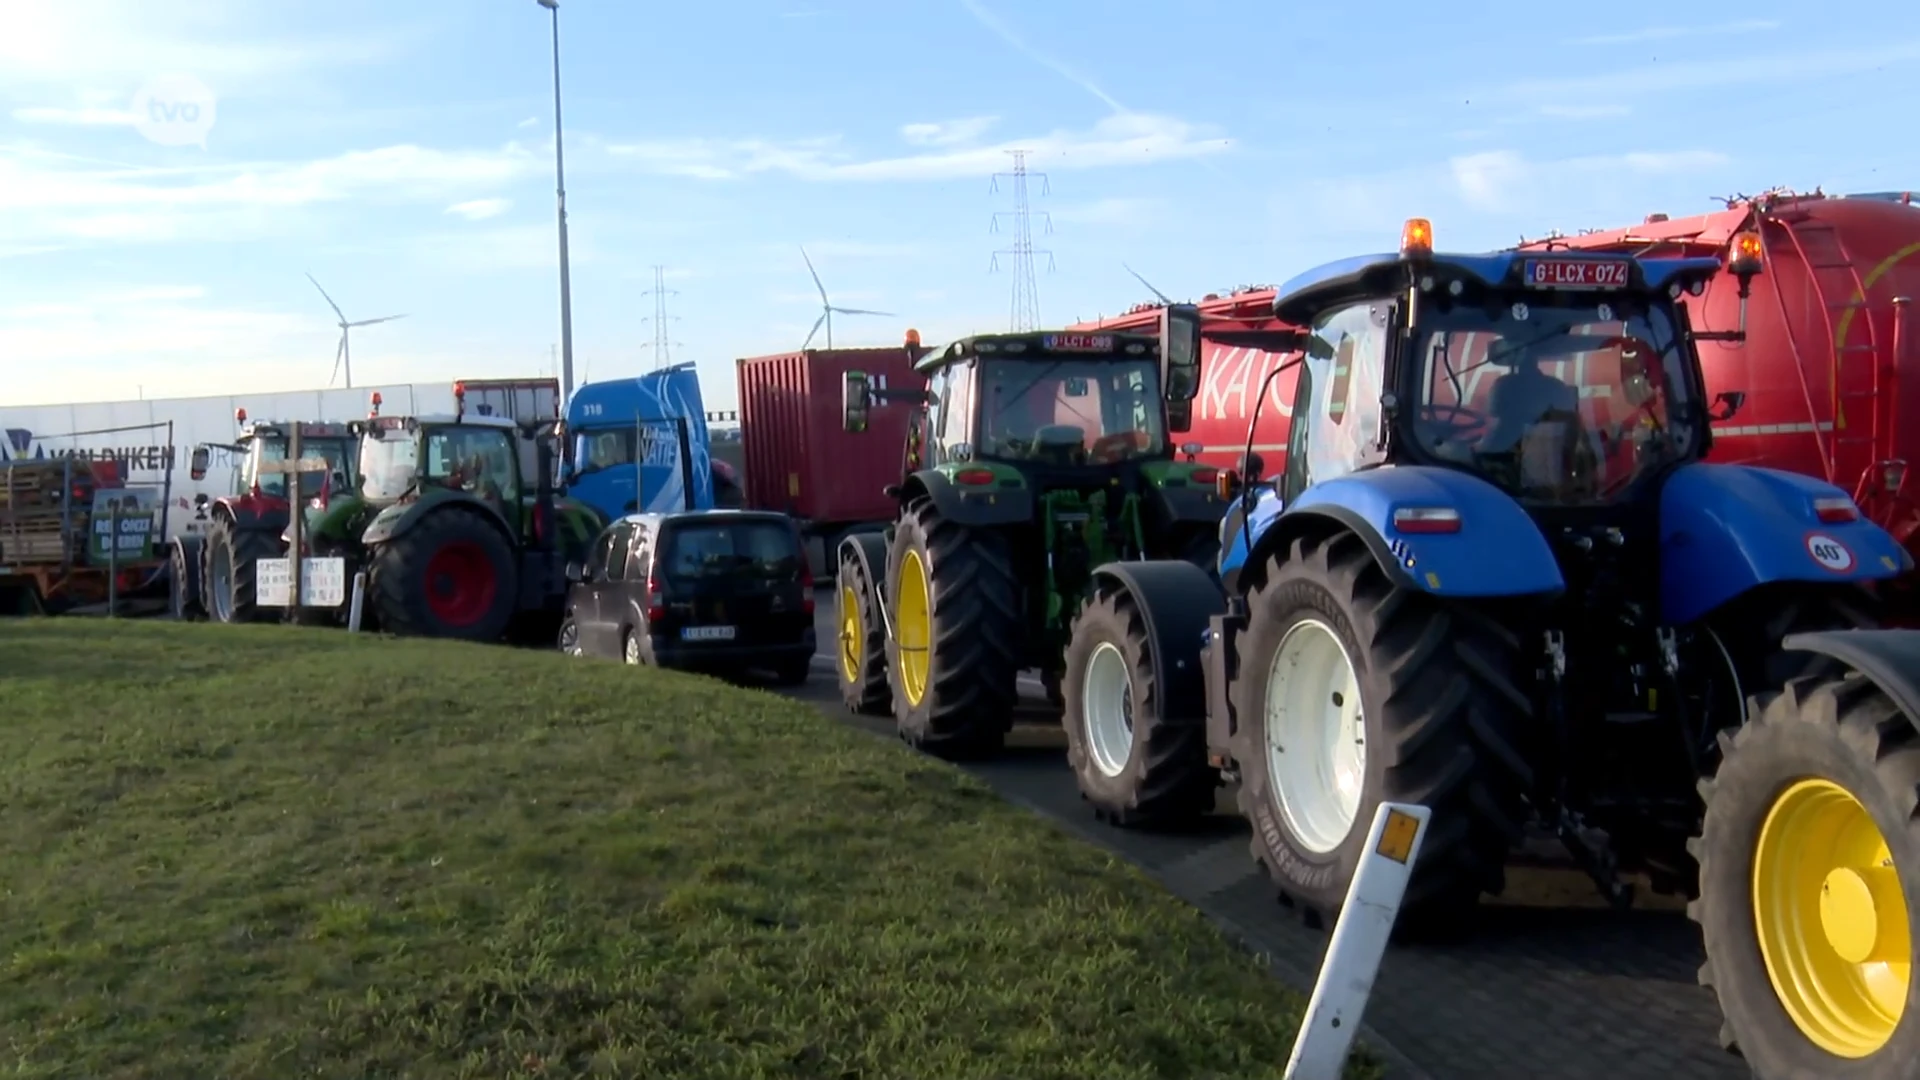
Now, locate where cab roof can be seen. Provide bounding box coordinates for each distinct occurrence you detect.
[915,329,1163,374]
[1271,250,1725,326]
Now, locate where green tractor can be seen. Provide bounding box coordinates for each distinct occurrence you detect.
[833,314,1227,759]
[301,391,604,641]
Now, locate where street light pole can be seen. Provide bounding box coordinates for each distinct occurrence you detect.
[538,0,576,403]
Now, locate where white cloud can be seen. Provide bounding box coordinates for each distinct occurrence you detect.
[1568,19,1781,46]
[901,116,998,146]
[1492,40,1920,103]
[1534,104,1631,120]
[958,0,1127,114]
[601,113,1228,183]
[10,105,140,126]
[446,197,512,220]
[1451,149,1730,212]
[0,142,542,248]
[1051,196,1159,227]
[517,116,540,128]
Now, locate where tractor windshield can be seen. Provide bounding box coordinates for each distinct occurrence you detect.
[358,428,420,502]
[975,357,1167,465]
[1410,296,1699,503]
[251,439,353,499]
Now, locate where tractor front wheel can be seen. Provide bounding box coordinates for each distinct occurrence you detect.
[1062,579,1216,828]
[370,510,519,642]
[1691,671,1919,1074]
[1229,530,1530,933]
[169,537,205,621]
[887,496,1020,759]
[835,544,891,715]
[204,518,279,624]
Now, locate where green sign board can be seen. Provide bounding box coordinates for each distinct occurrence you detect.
[89,489,158,563]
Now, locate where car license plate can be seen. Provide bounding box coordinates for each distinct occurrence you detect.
[1524,258,1630,289]
[681,625,736,642]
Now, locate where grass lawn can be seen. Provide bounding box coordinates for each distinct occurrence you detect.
[0,619,1380,1080]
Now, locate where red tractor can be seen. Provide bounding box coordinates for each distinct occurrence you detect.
[184,410,357,623]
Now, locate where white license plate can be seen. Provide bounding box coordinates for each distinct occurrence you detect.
[681,625,736,642]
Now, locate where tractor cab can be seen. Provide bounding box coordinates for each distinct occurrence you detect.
[1243,218,1757,514]
[187,413,357,504]
[353,413,524,517]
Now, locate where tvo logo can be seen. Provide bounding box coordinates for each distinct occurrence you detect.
[131,74,218,148]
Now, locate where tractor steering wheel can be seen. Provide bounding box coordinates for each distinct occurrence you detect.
[1419,403,1490,438]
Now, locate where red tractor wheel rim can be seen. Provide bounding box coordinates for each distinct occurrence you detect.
[424,541,496,626]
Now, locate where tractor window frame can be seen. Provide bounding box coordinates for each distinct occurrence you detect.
[1285,297,1393,501]
[938,359,974,459]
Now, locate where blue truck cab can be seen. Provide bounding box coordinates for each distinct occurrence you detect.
[560,363,717,521]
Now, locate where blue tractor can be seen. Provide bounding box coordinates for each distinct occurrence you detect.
[1061,218,1920,1076]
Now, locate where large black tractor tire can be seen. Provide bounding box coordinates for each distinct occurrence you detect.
[887,495,1020,760]
[1629,584,1884,896]
[169,537,205,621]
[1062,579,1217,829]
[835,543,892,714]
[1229,530,1531,935]
[204,518,280,624]
[1690,670,1920,1077]
[369,509,520,642]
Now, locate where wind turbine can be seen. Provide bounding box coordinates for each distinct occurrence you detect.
[306,272,407,389]
[800,246,892,349]
[1123,262,1174,305]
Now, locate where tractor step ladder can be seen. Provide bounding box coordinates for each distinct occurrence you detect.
[1774,221,1894,497]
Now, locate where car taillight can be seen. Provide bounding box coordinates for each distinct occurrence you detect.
[954,467,995,485]
[1813,496,1859,524]
[800,559,815,615]
[646,570,666,622]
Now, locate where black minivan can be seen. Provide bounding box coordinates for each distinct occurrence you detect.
[559,509,815,682]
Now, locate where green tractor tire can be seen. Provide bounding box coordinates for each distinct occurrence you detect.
[369,508,520,642]
[1061,578,1218,829]
[1690,669,1919,1075]
[886,495,1021,760]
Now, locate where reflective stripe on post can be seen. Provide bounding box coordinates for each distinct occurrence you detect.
[1283,801,1431,1080]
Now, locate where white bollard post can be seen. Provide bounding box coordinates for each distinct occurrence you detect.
[1283,801,1431,1080]
[347,571,367,632]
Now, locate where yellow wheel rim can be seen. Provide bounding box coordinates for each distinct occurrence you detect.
[1753,778,1911,1057]
[838,584,862,683]
[894,549,931,707]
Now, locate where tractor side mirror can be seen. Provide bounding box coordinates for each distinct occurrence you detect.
[189,446,210,481]
[1167,398,1193,433]
[1708,391,1747,423]
[843,370,872,433]
[1159,304,1203,403]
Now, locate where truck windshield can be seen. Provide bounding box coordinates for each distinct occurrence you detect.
[976,357,1167,464]
[1411,298,1697,503]
[253,439,353,498]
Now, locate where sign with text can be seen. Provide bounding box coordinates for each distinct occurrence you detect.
[257,556,348,607]
[87,489,159,563]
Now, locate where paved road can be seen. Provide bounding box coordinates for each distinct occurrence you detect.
[776,602,1749,1080]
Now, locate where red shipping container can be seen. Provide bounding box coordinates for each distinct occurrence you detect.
[735,346,929,539]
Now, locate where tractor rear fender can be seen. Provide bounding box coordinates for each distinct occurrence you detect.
[1659,464,1913,626]
[1774,629,1920,729]
[210,493,286,535]
[900,469,1034,528]
[1088,560,1227,747]
[1237,466,1566,599]
[360,491,513,549]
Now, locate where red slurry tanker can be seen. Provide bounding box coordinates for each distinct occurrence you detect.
[1079,190,1920,616]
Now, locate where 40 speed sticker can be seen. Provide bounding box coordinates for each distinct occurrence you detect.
[1806,533,1856,573]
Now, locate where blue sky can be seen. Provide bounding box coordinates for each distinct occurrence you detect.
[4,0,1919,410]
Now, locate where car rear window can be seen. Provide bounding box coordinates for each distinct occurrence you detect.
[661,520,801,580]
